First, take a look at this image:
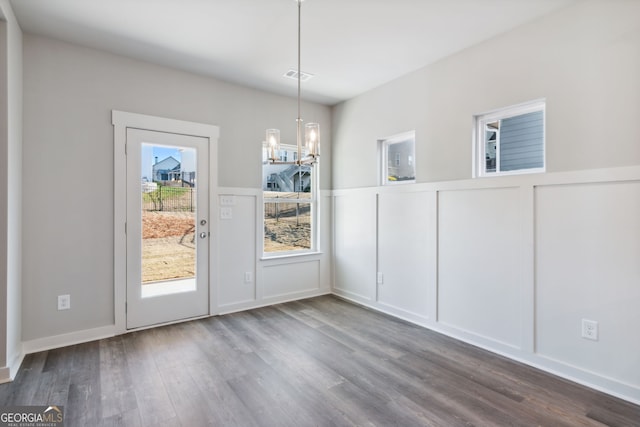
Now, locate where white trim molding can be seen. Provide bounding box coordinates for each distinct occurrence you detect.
[112,110,220,333]
[22,325,117,355]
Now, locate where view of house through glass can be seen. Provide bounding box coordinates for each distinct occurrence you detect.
[263,144,314,253]
[140,143,197,296]
[477,100,545,176]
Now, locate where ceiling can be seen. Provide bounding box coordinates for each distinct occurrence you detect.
[9,0,576,105]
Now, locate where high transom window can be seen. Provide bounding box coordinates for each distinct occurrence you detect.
[380,131,416,185]
[475,100,545,177]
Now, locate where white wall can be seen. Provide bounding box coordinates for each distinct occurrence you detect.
[0,0,22,382]
[21,34,331,343]
[332,0,640,404]
[214,187,331,316]
[333,168,640,403]
[535,181,640,388]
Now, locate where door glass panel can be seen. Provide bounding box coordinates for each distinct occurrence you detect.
[140,143,197,298]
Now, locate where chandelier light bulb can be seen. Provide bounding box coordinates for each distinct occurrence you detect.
[305,123,319,157]
[266,129,280,160]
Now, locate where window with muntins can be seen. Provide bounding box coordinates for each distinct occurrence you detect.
[262,144,316,255]
[475,100,545,176]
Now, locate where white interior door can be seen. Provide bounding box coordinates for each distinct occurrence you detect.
[126,128,209,329]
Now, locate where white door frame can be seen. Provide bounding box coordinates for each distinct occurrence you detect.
[113,110,219,334]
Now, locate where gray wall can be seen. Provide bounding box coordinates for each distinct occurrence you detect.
[332,0,640,188]
[22,34,331,341]
[0,16,8,375]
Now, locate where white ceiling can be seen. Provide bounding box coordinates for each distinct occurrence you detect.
[10,0,576,105]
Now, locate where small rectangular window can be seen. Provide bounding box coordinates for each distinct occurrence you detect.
[475,100,545,177]
[380,131,416,185]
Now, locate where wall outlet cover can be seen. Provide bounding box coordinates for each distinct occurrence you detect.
[581,319,598,341]
[58,294,71,310]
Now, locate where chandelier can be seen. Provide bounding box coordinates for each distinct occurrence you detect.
[265,0,319,166]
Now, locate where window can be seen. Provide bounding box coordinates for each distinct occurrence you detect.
[380,131,416,185]
[262,144,316,255]
[475,100,545,176]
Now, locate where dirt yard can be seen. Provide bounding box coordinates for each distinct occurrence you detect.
[141,210,311,282]
[142,212,196,283]
[264,218,311,252]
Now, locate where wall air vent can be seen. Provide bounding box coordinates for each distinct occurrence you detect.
[283,69,314,82]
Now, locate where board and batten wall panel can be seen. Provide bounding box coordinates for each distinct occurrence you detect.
[262,260,320,299]
[438,187,522,349]
[333,192,377,301]
[535,181,640,390]
[217,194,256,308]
[214,188,330,315]
[377,191,432,322]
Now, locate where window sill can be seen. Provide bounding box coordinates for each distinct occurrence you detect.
[477,167,545,178]
[260,251,323,262]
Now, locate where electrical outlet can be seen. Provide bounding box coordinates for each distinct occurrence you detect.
[376,272,383,284]
[58,294,71,311]
[244,272,252,283]
[581,319,598,341]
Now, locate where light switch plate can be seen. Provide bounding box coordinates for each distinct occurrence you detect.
[220,195,236,206]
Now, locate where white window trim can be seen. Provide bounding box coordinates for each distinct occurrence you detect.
[261,158,319,258]
[380,130,416,186]
[474,99,546,178]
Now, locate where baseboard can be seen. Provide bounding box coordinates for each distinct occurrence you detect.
[22,325,117,355]
[0,366,10,384]
[7,349,25,381]
[217,289,331,315]
[21,291,332,354]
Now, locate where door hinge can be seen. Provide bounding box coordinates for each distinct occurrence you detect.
[125,143,127,155]
[125,302,127,313]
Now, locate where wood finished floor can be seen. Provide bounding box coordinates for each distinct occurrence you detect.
[1,295,639,426]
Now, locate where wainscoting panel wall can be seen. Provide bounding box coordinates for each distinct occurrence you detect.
[377,190,432,322]
[333,191,377,301]
[216,188,331,315]
[217,194,257,308]
[535,180,640,391]
[332,166,640,404]
[438,187,522,349]
[262,259,320,299]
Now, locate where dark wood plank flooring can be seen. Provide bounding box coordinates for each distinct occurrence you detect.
[1,295,638,426]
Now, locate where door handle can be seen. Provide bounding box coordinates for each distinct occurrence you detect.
[199,232,208,239]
